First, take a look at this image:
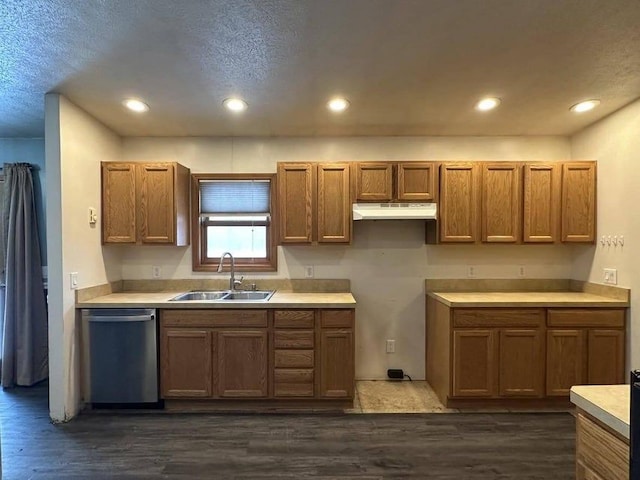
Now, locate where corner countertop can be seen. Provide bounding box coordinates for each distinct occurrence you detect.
[427,291,629,308]
[76,290,356,309]
[570,385,629,439]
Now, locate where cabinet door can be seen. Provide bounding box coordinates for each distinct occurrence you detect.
[587,329,624,385]
[439,163,480,242]
[482,163,521,243]
[319,329,354,398]
[138,163,175,244]
[397,162,437,201]
[217,330,268,397]
[499,329,544,397]
[102,163,137,243]
[354,162,393,201]
[160,329,212,398]
[278,163,314,243]
[523,163,560,243]
[561,162,596,242]
[546,329,585,396]
[452,329,496,397]
[317,163,351,243]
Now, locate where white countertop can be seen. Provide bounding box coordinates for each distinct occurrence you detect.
[570,384,630,439]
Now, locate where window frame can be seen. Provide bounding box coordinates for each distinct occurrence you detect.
[191,173,278,272]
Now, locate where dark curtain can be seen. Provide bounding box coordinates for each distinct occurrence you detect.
[1,163,48,387]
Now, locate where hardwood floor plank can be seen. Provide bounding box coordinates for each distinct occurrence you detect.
[0,382,575,479]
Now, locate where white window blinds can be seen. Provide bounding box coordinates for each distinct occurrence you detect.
[199,180,270,214]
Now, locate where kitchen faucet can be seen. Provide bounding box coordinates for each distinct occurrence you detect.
[217,252,243,291]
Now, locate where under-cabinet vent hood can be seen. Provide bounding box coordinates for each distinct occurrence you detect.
[352,203,437,220]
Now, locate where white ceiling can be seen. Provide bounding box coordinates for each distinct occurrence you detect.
[2,0,640,138]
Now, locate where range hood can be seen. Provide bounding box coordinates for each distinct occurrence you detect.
[352,203,437,220]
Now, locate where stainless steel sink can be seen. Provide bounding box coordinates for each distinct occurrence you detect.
[223,291,274,301]
[169,291,230,301]
[169,290,275,302]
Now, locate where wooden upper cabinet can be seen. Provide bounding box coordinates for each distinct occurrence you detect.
[277,163,314,243]
[138,163,175,244]
[102,163,137,243]
[277,162,350,244]
[397,162,437,201]
[102,162,190,246]
[439,163,480,243]
[482,163,522,243]
[523,163,560,243]
[561,162,596,242]
[317,163,351,243]
[354,162,393,201]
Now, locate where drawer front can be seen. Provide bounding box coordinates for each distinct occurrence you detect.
[274,330,314,349]
[161,309,268,328]
[320,309,354,328]
[453,309,545,328]
[274,350,314,368]
[274,310,315,328]
[548,309,625,328]
[274,382,314,397]
[274,368,314,384]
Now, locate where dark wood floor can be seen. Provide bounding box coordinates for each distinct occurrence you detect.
[1,382,576,479]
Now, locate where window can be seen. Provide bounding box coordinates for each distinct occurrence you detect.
[192,174,277,272]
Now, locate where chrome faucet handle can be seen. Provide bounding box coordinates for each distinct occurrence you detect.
[248,283,258,291]
[234,276,244,288]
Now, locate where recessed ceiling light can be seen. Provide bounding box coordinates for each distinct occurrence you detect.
[327,97,350,113]
[223,97,248,112]
[570,99,600,113]
[475,97,501,112]
[123,98,149,113]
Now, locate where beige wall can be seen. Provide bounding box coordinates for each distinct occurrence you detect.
[120,136,578,379]
[46,94,123,421]
[571,97,640,369]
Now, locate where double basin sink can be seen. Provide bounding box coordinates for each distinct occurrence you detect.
[169,290,275,302]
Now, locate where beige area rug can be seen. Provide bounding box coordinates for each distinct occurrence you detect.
[350,380,458,413]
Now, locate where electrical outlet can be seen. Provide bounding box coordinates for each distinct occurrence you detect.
[518,265,526,277]
[467,266,476,278]
[152,266,162,279]
[604,268,617,285]
[386,339,396,353]
[70,272,78,290]
[304,265,314,278]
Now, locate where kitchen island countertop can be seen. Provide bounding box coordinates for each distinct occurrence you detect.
[570,384,629,439]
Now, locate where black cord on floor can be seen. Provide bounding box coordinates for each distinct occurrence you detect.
[403,374,412,381]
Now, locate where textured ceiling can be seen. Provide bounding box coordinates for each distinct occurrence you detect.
[2,0,640,137]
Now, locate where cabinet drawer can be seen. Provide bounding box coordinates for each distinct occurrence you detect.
[320,309,354,328]
[274,368,314,384]
[274,310,315,328]
[547,309,625,328]
[274,331,314,349]
[274,370,314,398]
[274,350,314,368]
[161,309,268,328]
[453,309,544,328]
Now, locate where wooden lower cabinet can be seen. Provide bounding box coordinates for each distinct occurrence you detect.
[161,328,212,398]
[426,301,626,407]
[498,329,544,397]
[217,330,268,397]
[452,330,496,397]
[576,412,628,480]
[546,329,585,396]
[160,308,355,403]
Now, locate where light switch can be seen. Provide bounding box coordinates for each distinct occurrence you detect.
[70,272,78,290]
[89,207,98,225]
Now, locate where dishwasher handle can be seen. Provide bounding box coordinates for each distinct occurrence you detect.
[87,314,155,323]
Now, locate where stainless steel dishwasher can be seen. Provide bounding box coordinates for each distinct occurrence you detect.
[82,308,159,405]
